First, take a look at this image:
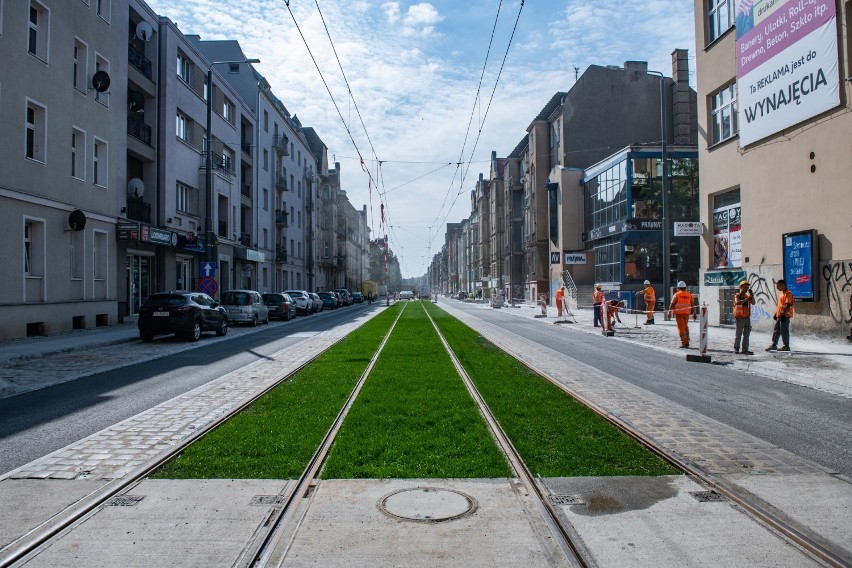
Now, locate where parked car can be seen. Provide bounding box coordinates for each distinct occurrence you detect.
[332,291,345,308]
[220,290,270,326]
[309,292,322,313]
[317,291,338,310]
[285,290,312,315]
[138,292,228,342]
[351,292,364,303]
[334,288,353,306]
[399,290,415,300]
[262,292,296,321]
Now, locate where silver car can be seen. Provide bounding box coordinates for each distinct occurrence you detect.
[285,290,312,315]
[220,289,270,326]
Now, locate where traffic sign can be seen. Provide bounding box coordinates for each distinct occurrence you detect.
[200,262,217,278]
[198,276,218,296]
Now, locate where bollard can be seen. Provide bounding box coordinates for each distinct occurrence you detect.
[687,302,712,363]
[540,294,547,316]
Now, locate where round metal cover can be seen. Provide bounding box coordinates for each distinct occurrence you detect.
[379,487,477,523]
[68,209,86,231]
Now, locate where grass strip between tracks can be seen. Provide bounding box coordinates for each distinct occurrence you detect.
[424,302,680,477]
[322,301,511,478]
[151,307,400,479]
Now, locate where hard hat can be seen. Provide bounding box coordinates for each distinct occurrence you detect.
[739,280,749,286]
[677,280,687,288]
[595,284,602,289]
[643,280,651,285]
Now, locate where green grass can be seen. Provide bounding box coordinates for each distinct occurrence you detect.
[152,306,401,479]
[321,302,511,479]
[424,302,680,477]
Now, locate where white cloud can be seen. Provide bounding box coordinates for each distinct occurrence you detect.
[382,2,401,24]
[404,3,443,26]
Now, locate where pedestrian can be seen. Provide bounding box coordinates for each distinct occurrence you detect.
[605,299,624,331]
[592,284,604,327]
[733,280,755,355]
[766,279,795,351]
[555,286,565,317]
[642,280,656,324]
[669,281,694,348]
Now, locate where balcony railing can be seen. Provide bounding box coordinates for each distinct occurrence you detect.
[202,152,235,177]
[275,174,287,191]
[272,134,289,156]
[241,184,252,198]
[239,233,252,247]
[275,246,287,263]
[241,140,252,156]
[275,210,288,227]
[128,46,152,79]
[127,116,152,145]
[126,197,151,223]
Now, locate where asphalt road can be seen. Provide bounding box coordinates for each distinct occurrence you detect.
[0,304,376,475]
[449,302,852,478]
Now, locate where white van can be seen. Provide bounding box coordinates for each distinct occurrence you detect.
[398,291,415,300]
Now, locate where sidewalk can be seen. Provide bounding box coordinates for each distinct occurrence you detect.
[465,298,852,398]
[0,323,139,364]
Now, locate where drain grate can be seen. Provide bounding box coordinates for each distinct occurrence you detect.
[690,490,728,502]
[250,495,285,506]
[549,494,585,505]
[105,495,145,507]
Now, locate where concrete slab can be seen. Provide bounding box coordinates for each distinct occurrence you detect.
[543,475,819,567]
[283,479,566,567]
[0,479,104,549]
[22,479,289,568]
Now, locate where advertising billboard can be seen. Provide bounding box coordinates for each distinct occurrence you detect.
[735,0,840,146]
[782,229,819,301]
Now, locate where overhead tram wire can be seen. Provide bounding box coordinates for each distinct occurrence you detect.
[384,162,453,194]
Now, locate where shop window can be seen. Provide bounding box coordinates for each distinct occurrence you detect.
[712,189,741,268]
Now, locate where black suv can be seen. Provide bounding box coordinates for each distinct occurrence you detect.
[138,292,228,342]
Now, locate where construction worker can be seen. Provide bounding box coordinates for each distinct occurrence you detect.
[642,280,656,324]
[605,299,624,331]
[592,284,604,327]
[555,286,565,317]
[766,279,795,351]
[733,280,755,355]
[669,281,694,348]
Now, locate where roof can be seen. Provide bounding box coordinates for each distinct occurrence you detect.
[531,92,568,124]
[508,135,529,158]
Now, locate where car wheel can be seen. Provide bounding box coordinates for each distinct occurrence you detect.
[216,319,228,336]
[140,332,154,342]
[187,322,202,342]
[250,314,258,327]
[284,309,290,321]
[264,313,270,325]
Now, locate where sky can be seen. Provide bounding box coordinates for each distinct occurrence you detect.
[147,0,697,278]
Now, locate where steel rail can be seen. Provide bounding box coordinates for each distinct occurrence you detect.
[0,309,391,568]
[235,302,408,568]
[464,317,851,568]
[422,303,592,568]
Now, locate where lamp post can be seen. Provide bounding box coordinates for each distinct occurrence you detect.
[205,59,260,293]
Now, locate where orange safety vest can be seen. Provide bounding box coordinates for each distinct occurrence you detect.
[733,290,753,319]
[643,285,656,304]
[593,290,604,304]
[775,290,795,318]
[671,290,693,315]
[555,288,564,302]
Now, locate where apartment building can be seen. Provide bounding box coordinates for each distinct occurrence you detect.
[694,0,852,334]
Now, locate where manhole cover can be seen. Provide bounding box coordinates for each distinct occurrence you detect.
[250,495,285,506]
[549,494,585,505]
[105,495,145,507]
[690,490,728,502]
[379,487,477,523]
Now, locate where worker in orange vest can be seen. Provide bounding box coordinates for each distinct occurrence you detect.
[668,281,695,348]
[766,279,795,352]
[642,280,656,325]
[555,286,565,317]
[592,284,604,327]
[733,280,755,354]
[605,299,624,331]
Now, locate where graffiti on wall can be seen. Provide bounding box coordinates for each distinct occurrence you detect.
[823,261,852,324]
[747,271,777,322]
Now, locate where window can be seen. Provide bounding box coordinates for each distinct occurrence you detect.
[707,0,733,44]
[93,230,107,280]
[28,2,49,62]
[70,230,84,279]
[73,39,87,92]
[263,149,269,171]
[176,182,190,212]
[24,219,45,277]
[94,54,110,105]
[71,128,85,179]
[324,241,330,258]
[229,63,239,73]
[298,181,301,197]
[262,267,268,287]
[96,0,110,22]
[298,211,301,228]
[26,99,47,162]
[177,51,191,83]
[710,82,738,145]
[93,138,107,187]
[549,122,560,168]
[263,111,269,132]
[176,112,190,142]
[263,188,269,210]
[262,228,268,248]
[712,189,741,269]
[222,97,234,123]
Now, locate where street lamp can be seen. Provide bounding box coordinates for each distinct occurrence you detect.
[205,59,260,292]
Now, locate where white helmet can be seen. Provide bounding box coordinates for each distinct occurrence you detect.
[677,280,687,288]
[643,280,651,285]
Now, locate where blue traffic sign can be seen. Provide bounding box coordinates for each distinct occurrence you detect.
[200,262,217,278]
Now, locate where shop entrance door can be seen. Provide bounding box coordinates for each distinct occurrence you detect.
[126,255,152,316]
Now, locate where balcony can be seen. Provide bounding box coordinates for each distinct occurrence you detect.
[239,233,252,247]
[275,246,287,263]
[275,210,288,227]
[275,174,287,191]
[241,184,252,198]
[524,233,536,249]
[128,46,152,79]
[272,134,289,156]
[241,140,252,156]
[126,196,151,223]
[127,116,152,145]
[202,152,235,177]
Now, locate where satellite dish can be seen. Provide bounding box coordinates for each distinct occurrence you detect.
[91,70,111,93]
[68,210,86,232]
[135,21,153,42]
[127,178,145,198]
[128,90,145,112]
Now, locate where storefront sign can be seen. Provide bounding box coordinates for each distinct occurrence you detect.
[704,269,746,286]
[117,222,140,240]
[550,252,561,264]
[564,252,587,265]
[783,229,819,301]
[735,0,840,145]
[246,249,265,263]
[625,219,662,231]
[674,221,701,236]
[143,226,178,247]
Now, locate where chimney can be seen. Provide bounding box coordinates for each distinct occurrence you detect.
[623,60,648,73]
[671,48,689,84]
[670,49,697,145]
